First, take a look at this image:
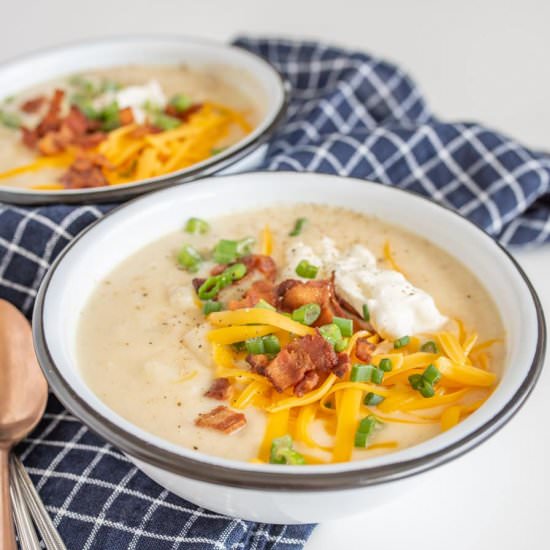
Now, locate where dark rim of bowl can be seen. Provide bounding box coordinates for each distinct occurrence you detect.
[32,172,546,492]
[0,34,290,205]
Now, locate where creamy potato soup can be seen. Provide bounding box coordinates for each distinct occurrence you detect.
[0,65,261,190]
[78,205,504,465]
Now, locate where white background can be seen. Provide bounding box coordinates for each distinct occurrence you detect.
[2,1,549,548]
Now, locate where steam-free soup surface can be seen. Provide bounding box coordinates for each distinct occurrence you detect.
[77,205,504,462]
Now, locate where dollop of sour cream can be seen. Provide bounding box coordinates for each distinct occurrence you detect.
[115,79,166,124]
[284,237,448,339]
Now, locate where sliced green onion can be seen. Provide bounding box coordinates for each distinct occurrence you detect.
[318,323,342,347]
[378,358,392,372]
[153,112,181,130]
[203,300,223,315]
[371,367,384,384]
[69,75,96,95]
[223,262,247,282]
[245,337,265,355]
[289,217,307,236]
[101,79,121,92]
[350,364,374,383]
[295,259,319,279]
[420,340,439,354]
[255,299,276,311]
[0,110,21,129]
[177,244,202,272]
[418,383,435,398]
[99,101,121,131]
[169,93,192,112]
[232,341,246,352]
[197,277,222,300]
[213,240,238,264]
[362,303,370,322]
[408,373,424,390]
[211,147,225,155]
[236,236,255,256]
[334,337,349,353]
[263,334,281,355]
[422,364,441,385]
[332,316,353,337]
[185,217,209,235]
[72,96,98,119]
[291,303,321,326]
[393,335,410,349]
[364,392,385,406]
[354,415,378,448]
[270,435,306,465]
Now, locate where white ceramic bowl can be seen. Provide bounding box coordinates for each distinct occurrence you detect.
[0,36,288,205]
[33,172,545,524]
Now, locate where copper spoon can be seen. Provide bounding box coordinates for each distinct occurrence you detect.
[0,299,48,549]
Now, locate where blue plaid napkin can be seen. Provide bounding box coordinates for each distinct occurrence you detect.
[1,36,550,549]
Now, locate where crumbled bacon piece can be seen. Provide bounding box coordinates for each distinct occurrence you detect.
[246,353,271,375]
[118,107,134,126]
[265,332,339,396]
[204,378,232,401]
[35,89,65,136]
[59,153,110,189]
[165,103,203,121]
[355,338,375,363]
[229,280,276,310]
[192,278,206,292]
[334,353,351,378]
[20,96,46,114]
[195,406,246,434]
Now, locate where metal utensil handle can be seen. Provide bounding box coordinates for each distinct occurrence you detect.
[12,456,67,550]
[9,465,42,550]
[1,448,17,550]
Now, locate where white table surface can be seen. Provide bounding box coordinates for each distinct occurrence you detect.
[2,1,548,548]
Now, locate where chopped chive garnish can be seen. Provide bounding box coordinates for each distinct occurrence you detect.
[203,300,223,315]
[255,299,276,311]
[364,392,385,406]
[197,276,222,300]
[394,335,410,349]
[408,373,423,389]
[318,323,343,348]
[211,147,225,155]
[289,217,307,236]
[354,415,378,448]
[185,217,209,235]
[291,303,321,326]
[378,358,392,372]
[420,340,438,354]
[332,316,353,337]
[270,435,306,465]
[177,244,202,272]
[422,364,441,385]
[334,337,349,353]
[295,259,319,279]
[101,79,121,92]
[418,383,435,398]
[263,334,281,355]
[169,93,192,112]
[362,303,370,322]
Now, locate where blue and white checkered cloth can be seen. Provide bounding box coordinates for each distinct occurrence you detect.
[1,36,550,549]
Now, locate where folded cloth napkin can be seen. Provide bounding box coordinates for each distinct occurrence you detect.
[1,36,550,549]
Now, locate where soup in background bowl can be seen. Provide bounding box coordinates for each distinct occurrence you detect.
[0,37,287,204]
[33,172,545,523]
